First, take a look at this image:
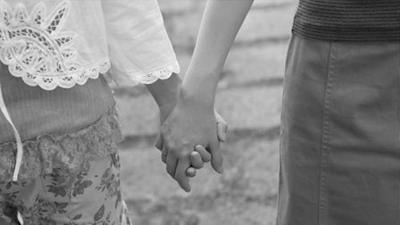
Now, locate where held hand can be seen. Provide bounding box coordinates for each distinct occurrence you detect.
[156,110,228,149]
[155,95,227,183]
[158,99,224,192]
[184,110,228,177]
[157,111,228,178]
[185,146,211,177]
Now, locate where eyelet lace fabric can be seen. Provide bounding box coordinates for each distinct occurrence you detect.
[0,0,111,90]
[0,107,122,183]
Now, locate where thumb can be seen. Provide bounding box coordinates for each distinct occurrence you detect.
[217,121,228,142]
[208,140,224,174]
[215,111,228,142]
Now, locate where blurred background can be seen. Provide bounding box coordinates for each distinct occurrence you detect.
[116,0,297,224]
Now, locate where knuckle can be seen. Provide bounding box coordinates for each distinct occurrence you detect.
[177,150,189,159]
[166,166,174,175]
[191,152,200,160]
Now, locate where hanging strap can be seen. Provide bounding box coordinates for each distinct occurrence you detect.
[0,83,23,181]
[0,83,24,224]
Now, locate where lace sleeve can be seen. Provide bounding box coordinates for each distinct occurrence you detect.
[0,0,110,90]
[101,0,180,86]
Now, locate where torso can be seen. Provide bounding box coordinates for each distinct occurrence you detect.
[0,63,115,143]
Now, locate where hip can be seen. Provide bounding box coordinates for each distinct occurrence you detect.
[277,35,400,225]
[0,105,123,183]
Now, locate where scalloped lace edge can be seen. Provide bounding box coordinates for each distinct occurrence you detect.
[5,59,181,89]
[122,62,181,85]
[5,58,112,91]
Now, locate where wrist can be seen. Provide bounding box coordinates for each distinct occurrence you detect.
[157,92,178,110]
[177,85,215,110]
[146,73,182,109]
[180,69,220,106]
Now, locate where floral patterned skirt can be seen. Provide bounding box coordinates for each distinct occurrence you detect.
[0,107,133,225]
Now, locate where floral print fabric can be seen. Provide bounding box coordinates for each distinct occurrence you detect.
[0,108,133,224]
[0,106,122,182]
[0,152,132,225]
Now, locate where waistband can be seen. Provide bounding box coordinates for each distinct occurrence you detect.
[293,0,400,42]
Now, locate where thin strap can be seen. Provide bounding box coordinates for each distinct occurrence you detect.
[0,83,23,181]
[17,211,24,225]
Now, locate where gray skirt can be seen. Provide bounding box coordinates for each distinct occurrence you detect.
[277,35,400,225]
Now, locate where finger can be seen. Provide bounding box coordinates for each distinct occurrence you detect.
[217,122,228,142]
[175,157,191,192]
[208,141,224,174]
[155,133,163,151]
[190,151,204,169]
[165,149,178,178]
[194,145,211,162]
[186,167,197,177]
[215,111,228,142]
[161,148,167,164]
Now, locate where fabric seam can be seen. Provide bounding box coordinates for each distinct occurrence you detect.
[396,40,400,224]
[275,34,295,225]
[318,39,335,225]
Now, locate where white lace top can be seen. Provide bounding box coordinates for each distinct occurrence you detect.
[0,0,180,197]
[0,0,180,90]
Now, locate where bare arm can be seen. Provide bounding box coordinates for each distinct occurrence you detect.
[160,0,253,192]
[147,0,254,117]
[181,0,254,106]
[145,74,181,122]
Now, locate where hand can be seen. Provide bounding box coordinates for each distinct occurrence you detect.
[157,110,228,181]
[158,97,224,192]
[185,111,228,177]
[185,145,212,177]
[156,109,228,150]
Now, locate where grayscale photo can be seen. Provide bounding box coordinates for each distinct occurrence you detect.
[0,0,398,225]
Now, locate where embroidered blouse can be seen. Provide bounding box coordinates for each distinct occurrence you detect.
[0,0,180,88]
[0,0,180,183]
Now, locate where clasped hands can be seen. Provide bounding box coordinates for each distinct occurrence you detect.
[155,95,228,192]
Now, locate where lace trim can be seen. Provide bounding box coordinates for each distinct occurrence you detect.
[0,0,109,90]
[0,107,122,182]
[122,62,180,85]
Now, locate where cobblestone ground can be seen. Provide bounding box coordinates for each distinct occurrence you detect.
[115,1,298,225]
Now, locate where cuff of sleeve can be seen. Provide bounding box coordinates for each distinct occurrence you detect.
[106,61,180,87]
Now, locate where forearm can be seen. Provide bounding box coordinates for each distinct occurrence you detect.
[146,73,182,112]
[182,0,253,105]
